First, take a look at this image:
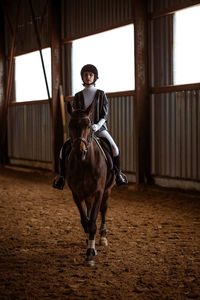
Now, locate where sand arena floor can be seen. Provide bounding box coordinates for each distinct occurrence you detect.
[0,166,200,299]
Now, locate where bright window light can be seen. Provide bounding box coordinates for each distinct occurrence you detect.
[174,5,200,85]
[72,24,134,94]
[15,48,52,102]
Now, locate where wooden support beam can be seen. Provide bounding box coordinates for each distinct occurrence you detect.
[51,0,62,172]
[151,83,200,94]
[1,0,21,164]
[134,0,151,184]
[0,3,6,163]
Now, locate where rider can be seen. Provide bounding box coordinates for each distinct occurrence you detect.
[53,64,128,189]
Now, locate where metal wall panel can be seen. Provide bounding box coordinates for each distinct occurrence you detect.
[149,0,200,13]
[62,0,134,41]
[108,95,136,175]
[7,102,52,162]
[4,0,50,56]
[151,90,200,181]
[149,15,173,87]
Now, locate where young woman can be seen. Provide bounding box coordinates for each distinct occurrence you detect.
[53,64,128,189]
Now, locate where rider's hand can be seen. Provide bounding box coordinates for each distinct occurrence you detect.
[91,124,99,132]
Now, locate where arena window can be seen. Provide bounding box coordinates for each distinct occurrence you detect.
[173,5,200,85]
[15,47,52,102]
[72,24,134,94]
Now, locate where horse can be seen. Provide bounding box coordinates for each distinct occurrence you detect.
[66,101,115,266]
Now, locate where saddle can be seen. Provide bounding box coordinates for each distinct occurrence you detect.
[93,136,113,170]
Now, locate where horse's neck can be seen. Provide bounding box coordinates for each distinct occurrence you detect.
[69,141,97,165]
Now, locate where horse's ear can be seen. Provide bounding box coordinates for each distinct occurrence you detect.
[85,101,94,116]
[67,101,73,116]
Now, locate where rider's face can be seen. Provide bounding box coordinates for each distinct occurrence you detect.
[83,72,95,86]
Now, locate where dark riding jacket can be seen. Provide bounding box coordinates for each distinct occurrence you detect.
[72,89,108,132]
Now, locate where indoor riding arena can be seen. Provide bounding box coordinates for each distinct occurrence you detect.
[0,0,200,299]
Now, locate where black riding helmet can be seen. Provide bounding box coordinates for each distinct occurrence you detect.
[81,64,99,85]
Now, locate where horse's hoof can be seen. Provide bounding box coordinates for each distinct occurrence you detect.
[86,248,96,266]
[85,259,95,266]
[100,237,108,246]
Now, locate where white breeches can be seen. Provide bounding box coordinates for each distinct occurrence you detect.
[96,130,119,157]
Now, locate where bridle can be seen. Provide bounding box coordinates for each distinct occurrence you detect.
[69,114,94,155]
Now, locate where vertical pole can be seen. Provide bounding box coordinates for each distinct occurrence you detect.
[134,0,151,184]
[2,0,21,164]
[51,0,62,172]
[0,2,6,163]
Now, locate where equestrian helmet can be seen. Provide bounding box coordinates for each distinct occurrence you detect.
[81,64,99,82]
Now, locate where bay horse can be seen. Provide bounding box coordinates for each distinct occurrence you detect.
[66,101,115,266]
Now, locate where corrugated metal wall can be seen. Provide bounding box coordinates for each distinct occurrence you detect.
[4,0,50,56]
[149,0,200,13]
[62,0,134,41]
[8,102,52,163]
[150,0,200,187]
[151,90,200,181]
[149,15,173,86]
[108,95,136,175]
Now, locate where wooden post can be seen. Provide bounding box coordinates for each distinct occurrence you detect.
[1,0,21,164]
[0,3,6,163]
[134,0,151,184]
[59,85,67,143]
[51,0,62,172]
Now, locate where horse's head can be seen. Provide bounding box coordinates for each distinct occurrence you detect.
[67,101,93,160]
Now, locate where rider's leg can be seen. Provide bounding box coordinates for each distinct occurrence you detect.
[53,139,71,190]
[96,130,128,186]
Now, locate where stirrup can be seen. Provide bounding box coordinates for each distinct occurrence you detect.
[53,176,65,190]
[116,172,128,186]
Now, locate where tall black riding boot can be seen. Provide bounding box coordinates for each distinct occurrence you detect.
[53,140,71,190]
[53,157,65,190]
[113,155,128,186]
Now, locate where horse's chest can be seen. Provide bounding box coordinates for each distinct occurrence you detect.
[67,165,102,195]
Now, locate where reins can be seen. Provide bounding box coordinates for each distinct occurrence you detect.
[72,137,90,151]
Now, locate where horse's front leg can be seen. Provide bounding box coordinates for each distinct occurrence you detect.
[86,192,103,266]
[99,192,109,246]
[85,201,91,245]
[72,193,89,244]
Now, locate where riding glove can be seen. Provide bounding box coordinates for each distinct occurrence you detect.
[92,118,105,132]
